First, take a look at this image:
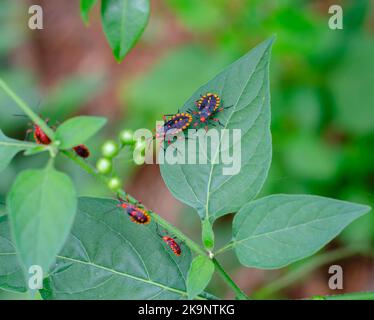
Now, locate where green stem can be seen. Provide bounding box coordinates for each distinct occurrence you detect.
[314,291,374,300]
[62,150,207,257]
[212,258,249,300]
[0,77,55,140]
[0,77,247,299]
[254,246,368,299]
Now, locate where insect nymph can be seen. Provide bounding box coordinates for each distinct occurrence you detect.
[155,112,193,145]
[157,225,182,256]
[189,93,232,129]
[116,196,151,224]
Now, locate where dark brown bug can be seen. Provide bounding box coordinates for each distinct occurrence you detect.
[73,144,90,158]
[117,196,151,224]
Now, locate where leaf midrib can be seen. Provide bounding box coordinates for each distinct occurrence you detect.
[204,47,269,221]
[233,210,362,247]
[55,255,204,300]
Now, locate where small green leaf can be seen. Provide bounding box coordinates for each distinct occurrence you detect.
[231,194,371,269]
[41,197,195,299]
[0,215,27,293]
[101,0,150,62]
[7,166,77,279]
[160,38,274,222]
[54,116,106,149]
[202,219,214,250]
[187,255,215,300]
[0,130,37,172]
[80,0,98,25]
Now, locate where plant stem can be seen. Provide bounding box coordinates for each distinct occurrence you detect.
[0,77,55,140]
[212,257,249,300]
[62,150,207,257]
[313,291,374,300]
[0,77,247,299]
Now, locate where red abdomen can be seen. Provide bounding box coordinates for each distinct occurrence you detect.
[163,236,181,256]
[34,125,51,145]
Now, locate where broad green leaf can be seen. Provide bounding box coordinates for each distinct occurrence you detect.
[0,215,26,293]
[81,0,98,25]
[0,130,37,172]
[101,0,150,62]
[7,167,77,278]
[160,38,274,222]
[231,194,371,269]
[54,116,106,149]
[40,197,196,300]
[186,255,214,300]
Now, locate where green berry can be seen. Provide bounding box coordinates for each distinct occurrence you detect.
[119,129,135,145]
[108,177,121,191]
[101,140,119,158]
[96,158,112,174]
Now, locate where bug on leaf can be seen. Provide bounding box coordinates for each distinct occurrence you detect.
[116,195,151,224]
[155,112,193,145]
[188,93,232,130]
[156,225,182,256]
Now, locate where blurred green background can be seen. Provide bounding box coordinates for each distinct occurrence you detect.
[0,0,373,299]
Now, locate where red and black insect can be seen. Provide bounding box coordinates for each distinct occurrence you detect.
[116,195,151,224]
[188,93,232,130]
[157,225,182,256]
[73,144,90,158]
[155,112,193,145]
[28,123,52,145]
[22,117,91,159]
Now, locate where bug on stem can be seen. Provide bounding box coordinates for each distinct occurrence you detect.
[116,195,151,224]
[156,224,182,256]
[20,115,91,159]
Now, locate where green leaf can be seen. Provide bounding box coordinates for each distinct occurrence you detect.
[81,0,98,25]
[231,194,371,269]
[54,116,106,149]
[186,255,214,300]
[160,38,274,222]
[0,215,27,293]
[0,130,37,172]
[101,0,150,62]
[7,167,77,279]
[40,197,196,300]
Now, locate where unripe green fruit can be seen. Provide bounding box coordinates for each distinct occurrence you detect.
[119,129,135,145]
[108,177,121,191]
[96,158,112,174]
[101,140,119,158]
